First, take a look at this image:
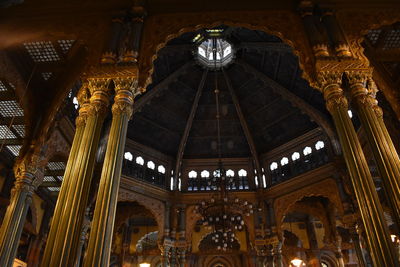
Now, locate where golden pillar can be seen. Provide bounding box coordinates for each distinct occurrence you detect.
[318,72,399,266]
[83,77,136,267]
[347,71,400,229]
[0,155,43,267]
[41,78,110,267]
[41,83,90,266]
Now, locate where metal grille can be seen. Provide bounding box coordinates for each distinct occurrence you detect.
[366,29,382,45]
[0,125,16,139]
[6,145,21,156]
[0,81,8,91]
[44,176,57,182]
[24,41,60,62]
[48,187,60,192]
[47,162,66,170]
[57,175,64,181]
[383,29,400,49]
[12,125,24,137]
[58,40,75,54]
[0,101,24,117]
[42,72,52,80]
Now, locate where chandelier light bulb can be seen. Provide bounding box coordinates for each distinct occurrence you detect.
[223,214,227,219]
[218,246,221,250]
[237,216,241,221]
[290,258,304,267]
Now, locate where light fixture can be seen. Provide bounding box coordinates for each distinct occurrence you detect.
[290,258,304,267]
[391,234,397,243]
[139,262,151,267]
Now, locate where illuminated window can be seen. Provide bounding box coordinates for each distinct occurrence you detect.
[348,110,353,118]
[189,170,198,178]
[280,157,289,166]
[170,177,174,190]
[315,141,325,150]
[124,152,133,161]
[147,161,155,170]
[291,152,300,161]
[6,145,21,156]
[0,101,24,117]
[73,97,79,110]
[47,162,66,170]
[270,162,278,171]
[201,170,210,178]
[158,165,166,174]
[0,125,16,139]
[135,156,144,165]
[226,169,235,177]
[303,146,312,156]
[238,169,247,177]
[262,175,267,188]
[178,178,182,191]
[24,41,60,62]
[255,176,259,186]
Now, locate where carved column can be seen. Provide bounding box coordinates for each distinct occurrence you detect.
[305,216,321,267]
[272,241,283,267]
[0,155,43,266]
[350,227,367,267]
[41,82,91,266]
[318,72,398,266]
[42,78,110,267]
[348,71,400,231]
[75,212,90,267]
[83,77,137,267]
[101,18,124,64]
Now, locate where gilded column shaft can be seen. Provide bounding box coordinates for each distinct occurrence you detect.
[83,78,135,267]
[43,79,110,267]
[348,74,400,229]
[320,75,398,266]
[41,86,90,266]
[0,159,42,267]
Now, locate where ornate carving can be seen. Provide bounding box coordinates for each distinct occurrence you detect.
[76,82,92,127]
[274,178,344,235]
[86,78,111,117]
[118,189,165,238]
[112,77,138,117]
[138,11,315,90]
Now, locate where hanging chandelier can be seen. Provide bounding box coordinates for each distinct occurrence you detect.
[193,40,257,251]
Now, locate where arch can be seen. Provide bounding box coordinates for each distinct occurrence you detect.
[274,179,343,236]
[118,189,165,238]
[203,255,237,267]
[139,17,315,90]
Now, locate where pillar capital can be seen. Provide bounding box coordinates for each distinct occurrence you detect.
[112,77,138,117]
[13,153,44,193]
[87,78,111,117]
[76,81,91,127]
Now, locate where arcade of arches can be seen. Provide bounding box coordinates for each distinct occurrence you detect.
[0,0,400,266]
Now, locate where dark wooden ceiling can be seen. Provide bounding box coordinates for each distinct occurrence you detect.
[128,26,326,159]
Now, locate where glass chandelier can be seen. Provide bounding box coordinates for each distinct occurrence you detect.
[193,48,256,251]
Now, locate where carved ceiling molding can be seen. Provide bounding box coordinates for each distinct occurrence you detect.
[139,11,315,90]
[118,189,165,238]
[274,178,343,236]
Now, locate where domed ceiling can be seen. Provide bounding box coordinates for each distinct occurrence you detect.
[128,26,331,159]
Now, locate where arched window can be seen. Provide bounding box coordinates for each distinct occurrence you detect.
[291,152,300,161]
[226,169,235,177]
[254,176,259,187]
[270,162,278,171]
[189,170,197,178]
[262,175,267,188]
[124,152,133,161]
[201,170,210,178]
[348,110,353,118]
[72,96,79,110]
[170,177,174,190]
[238,169,247,177]
[315,141,325,150]
[158,165,166,174]
[147,161,155,170]
[178,178,182,191]
[136,156,144,165]
[280,157,289,166]
[303,146,312,156]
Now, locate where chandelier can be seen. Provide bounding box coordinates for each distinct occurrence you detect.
[193,45,256,251]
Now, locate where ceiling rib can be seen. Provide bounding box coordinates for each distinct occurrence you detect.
[236,59,340,155]
[223,69,263,186]
[174,69,208,189]
[132,61,194,114]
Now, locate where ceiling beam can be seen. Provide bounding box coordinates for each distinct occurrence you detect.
[236,59,340,155]
[40,181,61,187]
[45,170,65,176]
[223,70,264,186]
[174,69,208,189]
[0,138,23,145]
[132,61,194,114]
[0,116,24,125]
[135,114,180,137]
